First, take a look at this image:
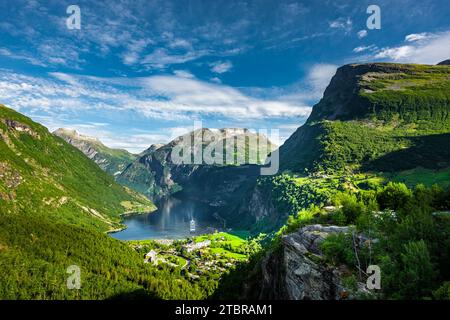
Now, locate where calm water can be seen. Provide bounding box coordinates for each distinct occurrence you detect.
[111,197,220,240]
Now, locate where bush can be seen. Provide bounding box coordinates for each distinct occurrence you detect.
[433,282,450,300]
[321,233,355,266]
[377,182,412,210]
[396,240,437,299]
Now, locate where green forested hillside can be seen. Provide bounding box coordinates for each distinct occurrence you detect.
[0,105,206,299]
[0,105,154,232]
[0,213,205,299]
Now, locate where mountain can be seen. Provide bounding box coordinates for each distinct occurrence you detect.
[117,128,276,199]
[280,62,450,173]
[53,128,137,176]
[227,62,450,234]
[138,143,164,157]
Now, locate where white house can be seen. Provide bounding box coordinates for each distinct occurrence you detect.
[144,250,158,265]
[184,240,211,253]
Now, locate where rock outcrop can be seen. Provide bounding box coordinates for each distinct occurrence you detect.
[253,225,350,300]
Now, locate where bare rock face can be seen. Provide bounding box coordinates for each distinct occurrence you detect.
[53,128,101,159]
[4,119,40,139]
[255,225,349,300]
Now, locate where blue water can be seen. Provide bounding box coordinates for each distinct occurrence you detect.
[111,197,219,240]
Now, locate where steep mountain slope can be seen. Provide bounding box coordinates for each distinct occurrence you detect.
[53,128,137,176]
[117,128,276,199]
[0,106,155,232]
[280,63,450,173]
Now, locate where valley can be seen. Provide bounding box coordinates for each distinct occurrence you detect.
[0,61,449,300]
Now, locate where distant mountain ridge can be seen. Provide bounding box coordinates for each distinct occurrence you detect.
[117,127,277,199]
[53,128,137,176]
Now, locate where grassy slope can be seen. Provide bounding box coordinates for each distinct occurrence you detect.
[281,63,450,175]
[90,141,137,175]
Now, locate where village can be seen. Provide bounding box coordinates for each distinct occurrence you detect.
[130,232,261,281]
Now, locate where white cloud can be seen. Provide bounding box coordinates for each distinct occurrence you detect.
[306,64,338,97]
[167,38,192,50]
[329,17,352,33]
[0,69,311,123]
[173,70,195,78]
[405,33,430,42]
[122,38,153,65]
[373,30,450,64]
[375,46,414,60]
[210,77,222,84]
[210,61,233,74]
[0,47,46,67]
[138,75,310,118]
[353,44,376,53]
[357,30,368,39]
[270,63,338,105]
[141,48,210,69]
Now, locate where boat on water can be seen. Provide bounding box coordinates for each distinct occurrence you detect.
[190,219,196,233]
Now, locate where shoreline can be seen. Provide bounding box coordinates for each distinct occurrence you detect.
[107,206,158,235]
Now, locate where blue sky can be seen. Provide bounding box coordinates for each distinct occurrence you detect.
[0,0,449,153]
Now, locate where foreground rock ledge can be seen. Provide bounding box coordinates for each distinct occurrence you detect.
[256,224,351,300]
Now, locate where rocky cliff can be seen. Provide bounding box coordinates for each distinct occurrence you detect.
[248,225,364,300]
